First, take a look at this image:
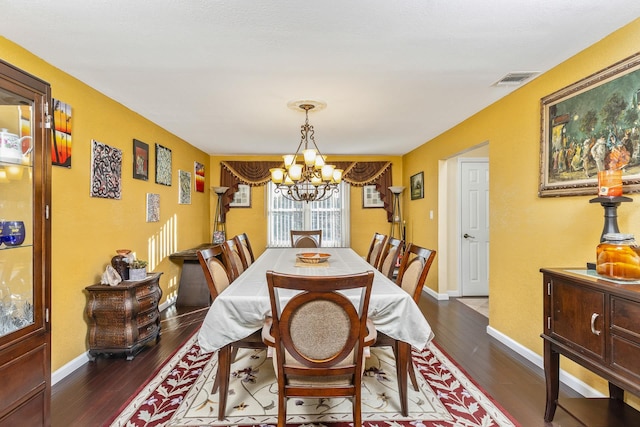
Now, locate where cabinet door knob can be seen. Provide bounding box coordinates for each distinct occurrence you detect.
[590,313,601,336]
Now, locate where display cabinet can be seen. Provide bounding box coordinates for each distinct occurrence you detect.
[0,60,52,425]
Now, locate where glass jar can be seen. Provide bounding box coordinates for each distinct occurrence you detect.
[596,233,640,280]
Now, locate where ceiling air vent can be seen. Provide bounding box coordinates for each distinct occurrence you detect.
[492,71,539,87]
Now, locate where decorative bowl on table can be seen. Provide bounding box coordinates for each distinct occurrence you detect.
[296,252,331,264]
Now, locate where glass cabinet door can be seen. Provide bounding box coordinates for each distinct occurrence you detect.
[0,87,36,337]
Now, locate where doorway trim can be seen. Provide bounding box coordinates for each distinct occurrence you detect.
[436,142,489,299]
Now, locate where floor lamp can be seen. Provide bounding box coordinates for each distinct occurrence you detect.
[212,186,229,244]
[389,186,405,240]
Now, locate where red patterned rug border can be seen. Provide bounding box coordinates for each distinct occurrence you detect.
[426,340,522,427]
[102,327,201,427]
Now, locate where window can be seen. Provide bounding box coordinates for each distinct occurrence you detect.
[267,182,350,247]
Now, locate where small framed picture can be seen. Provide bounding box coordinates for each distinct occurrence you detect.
[363,185,384,208]
[155,143,172,186]
[410,172,424,200]
[230,184,251,207]
[146,193,160,222]
[178,170,191,204]
[133,139,149,180]
[194,161,205,192]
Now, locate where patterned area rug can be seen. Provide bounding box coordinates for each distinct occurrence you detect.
[108,331,519,427]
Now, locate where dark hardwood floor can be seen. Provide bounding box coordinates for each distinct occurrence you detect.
[52,297,584,426]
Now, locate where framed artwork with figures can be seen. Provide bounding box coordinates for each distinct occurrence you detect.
[539,52,640,197]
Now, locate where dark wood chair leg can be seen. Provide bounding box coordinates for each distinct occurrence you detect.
[396,341,409,417]
[408,351,419,391]
[217,345,232,421]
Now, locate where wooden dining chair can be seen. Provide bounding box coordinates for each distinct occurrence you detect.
[290,229,322,248]
[263,270,376,427]
[366,232,387,267]
[221,238,245,280]
[377,237,403,279]
[371,242,436,415]
[233,232,255,268]
[196,247,266,421]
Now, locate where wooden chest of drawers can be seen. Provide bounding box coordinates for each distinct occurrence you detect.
[85,272,162,360]
[541,268,640,425]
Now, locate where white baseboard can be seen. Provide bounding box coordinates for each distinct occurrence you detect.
[52,299,176,386]
[52,351,90,386]
[486,325,605,398]
[423,287,450,300]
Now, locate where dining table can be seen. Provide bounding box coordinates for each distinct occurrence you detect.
[197,246,434,417]
[197,247,434,353]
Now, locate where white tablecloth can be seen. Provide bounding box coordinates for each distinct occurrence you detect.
[197,247,434,353]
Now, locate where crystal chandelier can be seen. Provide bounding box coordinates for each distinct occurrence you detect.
[270,101,343,203]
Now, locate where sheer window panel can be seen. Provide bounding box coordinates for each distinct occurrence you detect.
[267,182,350,247]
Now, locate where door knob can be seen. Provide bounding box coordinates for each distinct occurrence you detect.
[463,233,475,239]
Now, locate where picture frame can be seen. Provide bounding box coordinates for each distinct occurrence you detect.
[133,139,149,180]
[90,139,122,199]
[146,193,160,222]
[410,171,424,200]
[539,52,640,197]
[155,143,172,186]
[362,185,384,208]
[229,184,251,208]
[51,99,72,168]
[178,170,191,204]
[194,161,205,192]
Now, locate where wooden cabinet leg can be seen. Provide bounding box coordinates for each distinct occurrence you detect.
[544,340,559,422]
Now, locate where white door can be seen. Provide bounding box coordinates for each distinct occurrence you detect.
[460,159,489,296]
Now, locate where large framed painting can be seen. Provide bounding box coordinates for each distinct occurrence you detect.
[539,52,640,197]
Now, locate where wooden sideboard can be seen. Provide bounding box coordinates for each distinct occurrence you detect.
[169,243,218,307]
[85,272,162,360]
[541,268,640,426]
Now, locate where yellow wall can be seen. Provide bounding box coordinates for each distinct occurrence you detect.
[1,38,211,371]
[4,16,640,400]
[404,18,640,399]
[208,155,403,258]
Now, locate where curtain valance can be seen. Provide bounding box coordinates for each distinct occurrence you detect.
[219,160,395,222]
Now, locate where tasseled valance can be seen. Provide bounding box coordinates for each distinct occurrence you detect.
[218,160,395,222]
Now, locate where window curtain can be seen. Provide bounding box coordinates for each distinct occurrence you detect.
[220,160,394,222]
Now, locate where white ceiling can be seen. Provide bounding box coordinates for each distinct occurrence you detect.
[2,1,639,156]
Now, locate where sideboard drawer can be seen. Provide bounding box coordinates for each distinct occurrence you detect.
[138,322,159,342]
[611,296,640,339]
[611,335,640,382]
[135,281,158,299]
[137,293,160,313]
[137,308,159,326]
